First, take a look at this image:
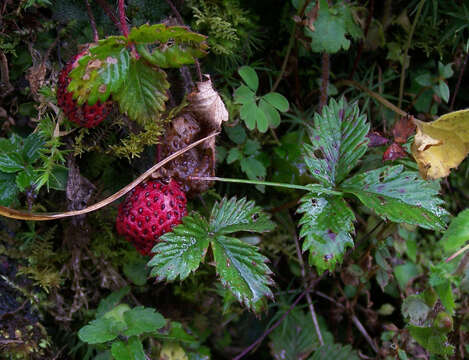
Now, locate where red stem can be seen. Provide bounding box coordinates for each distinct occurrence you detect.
[118,0,129,37]
[95,0,121,32]
[85,0,99,42]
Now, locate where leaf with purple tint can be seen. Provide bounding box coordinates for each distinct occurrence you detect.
[340,165,447,231]
[297,193,355,273]
[304,98,369,187]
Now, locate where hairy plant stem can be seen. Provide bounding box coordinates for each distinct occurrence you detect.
[396,0,425,119]
[118,0,129,37]
[95,0,121,31]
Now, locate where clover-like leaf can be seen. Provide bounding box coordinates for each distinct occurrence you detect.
[78,317,123,344]
[113,59,169,125]
[238,66,259,92]
[148,214,210,281]
[340,165,447,231]
[297,193,355,273]
[111,337,145,360]
[304,97,369,187]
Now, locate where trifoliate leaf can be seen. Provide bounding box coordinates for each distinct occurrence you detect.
[96,286,131,318]
[238,66,259,92]
[262,92,289,112]
[212,235,274,312]
[240,157,266,180]
[304,98,369,187]
[210,197,276,234]
[149,197,275,312]
[411,109,469,179]
[239,100,257,130]
[310,344,360,360]
[297,194,355,273]
[114,59,169,125]
[234,85,255,105]
[111,337,145,360]
[227,148,243,164]
[149,214,210,281]
[305,0,362,53]
[69,37,130,105]
[259,99,281,128]
[440,209,469,253]
[340,165,447,231]
[122,306,166,337]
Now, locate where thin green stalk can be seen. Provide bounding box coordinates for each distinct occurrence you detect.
[396,0,425,119]
[190,176,342,195]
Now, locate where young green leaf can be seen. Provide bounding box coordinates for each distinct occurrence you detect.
[78,317,123,344]
[122,307,166,337]
[149,197,275,312]
[234,85,256,105]
[238,66,259,92]
[148,214,210,281]
[297,194,355,273]
[304,98,369,187]
[262,92,289,112]
[408,326,454,356]
[340,165,447,231]
[0,152,24,173]
[259,99,281,128]
[113,59,169,125]
[96,286,131,318]
[440,208,469,253]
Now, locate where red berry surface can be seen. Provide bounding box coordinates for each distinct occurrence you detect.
[57,50,111,128]
[116,179,187,256]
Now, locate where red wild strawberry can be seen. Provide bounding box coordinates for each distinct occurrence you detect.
[57,50,112,128]
[116,179,187,256]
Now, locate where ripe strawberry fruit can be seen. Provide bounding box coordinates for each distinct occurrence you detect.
[116,179,187,256]
[57,50,111,128]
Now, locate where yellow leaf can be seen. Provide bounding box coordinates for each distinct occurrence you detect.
[411,109,469,179]
[160,342,188,360]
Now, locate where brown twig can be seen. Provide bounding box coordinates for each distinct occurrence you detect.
[450,50,469,111]
[85,0,99,42]
[233,289,309,360]
[351,315,379,354]
[292,229,324,345]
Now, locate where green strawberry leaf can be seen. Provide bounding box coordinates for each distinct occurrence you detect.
[0,151,24,173]
[340,165,447,231]
[212,235,274,312]
[131,24,208,68]
[68,37,130,106]
[122,306,166,337]
[262,92,289,112]
[78,317,124,344]
[310,344,360,360]
[149,197,275,312]
[297,193,355,273]
[440,209,469,253]
[240,157,266,180]
[21,133,45,163]
[238,66,259,92]
[114,59,169,126]
[0,173,19,206]
[408,326,454,356]
[210,197,275,234]
[149,214,210,281]
[304,97,369,187]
